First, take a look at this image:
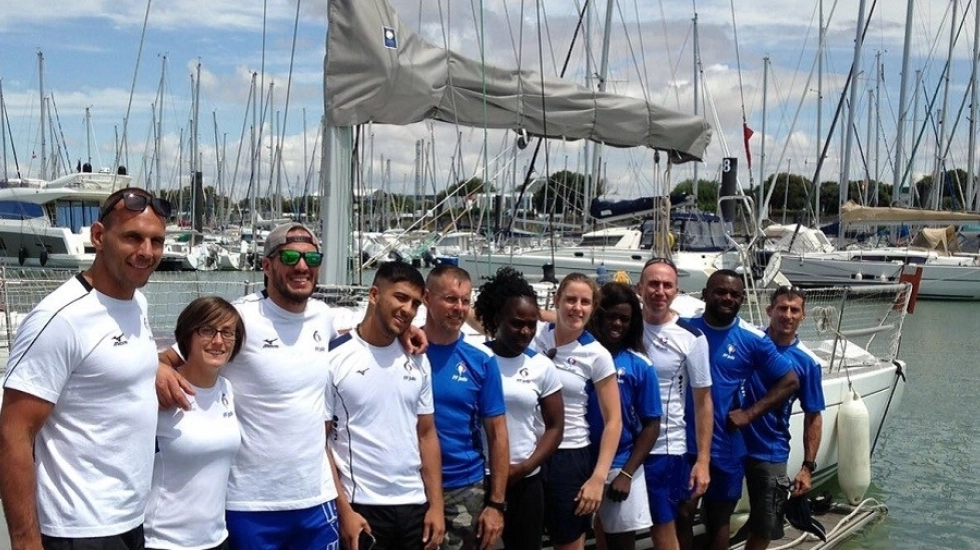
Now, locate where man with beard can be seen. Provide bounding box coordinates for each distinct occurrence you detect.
[679,270,799,550]
[326,262,445,550]
[1,187,170,549]
[158,223,348,549]
[422,266,508,550]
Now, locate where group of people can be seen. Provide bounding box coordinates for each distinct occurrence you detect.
[0,186,826,550]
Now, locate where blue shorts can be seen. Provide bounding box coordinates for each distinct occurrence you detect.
[542,447,595,545]
[702,456,745,504]
[226,500,340,550]
[643,454,692,524]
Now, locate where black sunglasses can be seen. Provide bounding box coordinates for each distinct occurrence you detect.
[99,192,172,221]
[274,249,324,268]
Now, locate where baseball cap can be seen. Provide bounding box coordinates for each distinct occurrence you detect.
[263,222,321,257]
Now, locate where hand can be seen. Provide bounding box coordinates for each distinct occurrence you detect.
[607,471,632,503]
[401,325,429,355]
[476,506,504,550]
[574,475,604,516]
[421,505,445,550]
[339,510,372,550]
[792,467,812,497]
[689,459,710,500]
[726,408,751,432]
[156,363,193,410]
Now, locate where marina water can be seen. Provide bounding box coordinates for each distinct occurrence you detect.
[0,271,974,548]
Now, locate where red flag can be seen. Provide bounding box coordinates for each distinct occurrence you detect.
[743,123,755,169]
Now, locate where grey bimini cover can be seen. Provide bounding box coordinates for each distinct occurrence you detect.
[324,0,712,163]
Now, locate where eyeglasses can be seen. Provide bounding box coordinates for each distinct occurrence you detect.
[99,192,172,221]
[643,257,677,272]
[273,249,324,268]
[196,326,237,341]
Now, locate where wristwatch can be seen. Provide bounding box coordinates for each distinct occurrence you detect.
[802,460,817,473]
[485,499,507,513]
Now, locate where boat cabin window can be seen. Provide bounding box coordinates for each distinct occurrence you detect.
[0,201,45,220]
[638,216,733,251]
[53,200,101,233]
[578,234,623,247]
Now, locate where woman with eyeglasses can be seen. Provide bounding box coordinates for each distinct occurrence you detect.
[585,282,663,550]
[144,297,245,550]
[531,273,622,550]
[473,267,564,550]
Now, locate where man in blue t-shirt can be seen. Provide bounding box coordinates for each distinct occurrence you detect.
[742,286,825,550]
[423,265,508,550]
[679,270,799,550]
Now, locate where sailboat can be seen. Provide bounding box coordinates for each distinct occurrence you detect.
[317,0,908,545]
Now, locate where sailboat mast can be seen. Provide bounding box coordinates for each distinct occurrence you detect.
[894,0,914,205]
[155,55,167,194]
[692,13,700,196]
[968,0,980,210]
[838,0,868,242]
[759,56,768,225]
[932,0,957,210]
[585,0,616,229]
[39,51,47,181]
[815,0,824,225]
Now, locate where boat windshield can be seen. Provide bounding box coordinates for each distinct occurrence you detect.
[0,201,45,221]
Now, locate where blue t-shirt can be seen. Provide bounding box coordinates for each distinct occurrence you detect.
[743,336,826,463]
[684,316,793,462]
[427,334,507,489]
[586,348,663,469]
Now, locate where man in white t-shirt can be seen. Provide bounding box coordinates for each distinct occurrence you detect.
[326,261,445,550]
[158,223,346,549]
[636,258,713,550]
[0,187,171,549]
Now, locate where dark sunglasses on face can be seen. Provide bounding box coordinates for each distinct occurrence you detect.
[274,249,324,268]
[99,193,173,221]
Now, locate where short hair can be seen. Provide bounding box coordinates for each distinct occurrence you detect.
[590,282,645,354]
[556,272,600,303]
[706,269,742,289]
[372,261,425,292]
[426,264,471,288]
[174,296,246,362]
[474,267,538,335]
[770,285,807,307]
[98,187,163,226]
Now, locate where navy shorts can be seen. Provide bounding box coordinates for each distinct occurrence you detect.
[226,500,340,550]
[643,454,692,524]
[702,456,745,504]
[542,447,595,545]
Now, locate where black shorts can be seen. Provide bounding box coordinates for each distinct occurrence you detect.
[745,458,791,540]
[42,525,144,550]
[542,447,595,545]
[352,503,428,550]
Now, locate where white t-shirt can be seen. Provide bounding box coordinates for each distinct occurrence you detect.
[221,292,342,511]
[325,331,434,505]
[642,315,712,456]
[145,378,241,549]
[531,323,616,449]
[495,350,563,468]
[2,275,158,538]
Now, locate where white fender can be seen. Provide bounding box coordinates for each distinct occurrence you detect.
[837,389,871,505]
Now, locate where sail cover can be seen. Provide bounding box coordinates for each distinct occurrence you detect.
[324,0,712,163]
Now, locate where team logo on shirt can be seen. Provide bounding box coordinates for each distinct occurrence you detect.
[263,338,280,349]
[221,393,234,417]
[518,367,533,384]
[111,333,128,346]
[451,363,469,383]
[356,367,370,375]
[403,358,418,381]
[313,330,322,342]
[617,367,627,383]
[723,343,737,360]
[649,335,669,349]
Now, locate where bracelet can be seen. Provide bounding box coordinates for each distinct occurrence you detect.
[619,470,633,480]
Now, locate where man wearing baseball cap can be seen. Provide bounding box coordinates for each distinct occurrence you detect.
[158,222,349,549]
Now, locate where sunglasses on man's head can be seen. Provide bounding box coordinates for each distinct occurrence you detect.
[99,192,172,221]
[273,249,324,268]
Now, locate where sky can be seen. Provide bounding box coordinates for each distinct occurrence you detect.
[2,0,978,209]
